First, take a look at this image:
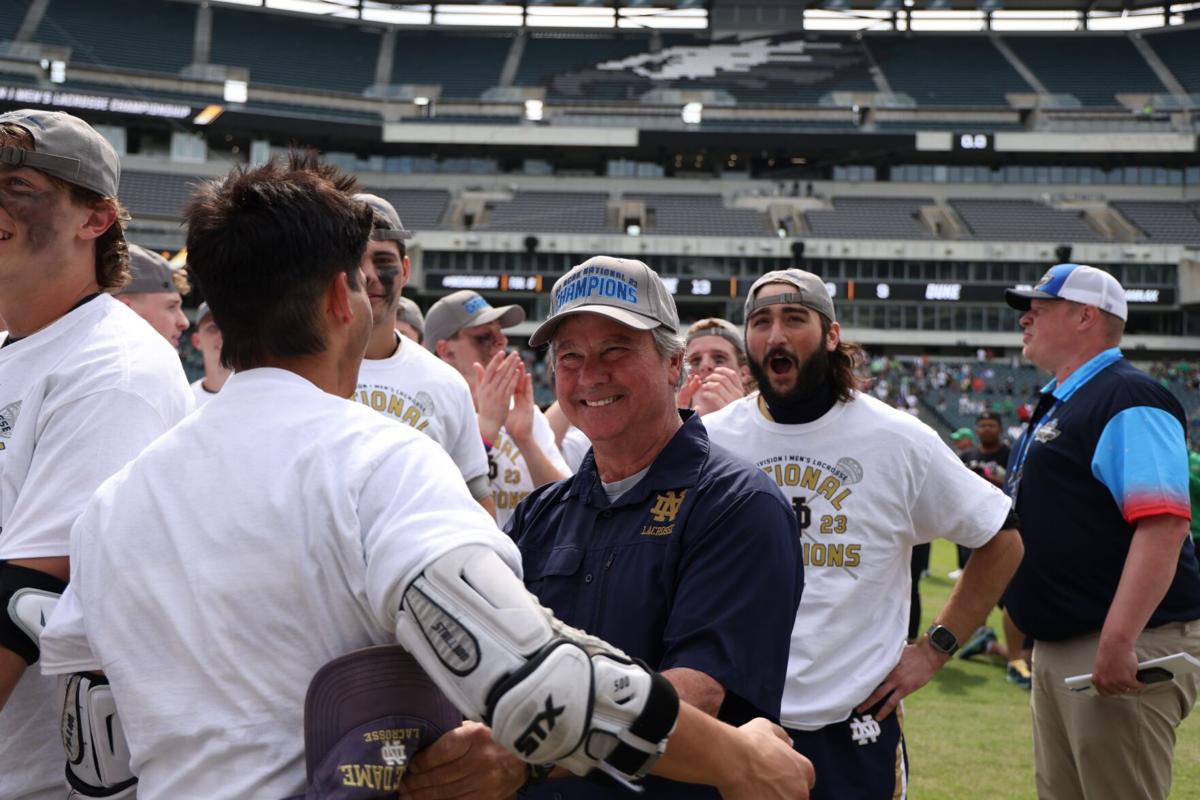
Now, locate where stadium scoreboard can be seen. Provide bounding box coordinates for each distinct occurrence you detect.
[427,273,1174,307]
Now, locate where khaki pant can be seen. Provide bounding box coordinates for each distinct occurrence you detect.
[1030,621,1200,800]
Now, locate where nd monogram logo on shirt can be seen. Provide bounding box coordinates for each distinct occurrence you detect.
[642,490,687,537]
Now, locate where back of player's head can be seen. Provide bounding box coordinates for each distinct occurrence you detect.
[183,151,374,372]
[0,108,130,290]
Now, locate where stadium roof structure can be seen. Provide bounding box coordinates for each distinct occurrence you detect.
[198,0,1197,16]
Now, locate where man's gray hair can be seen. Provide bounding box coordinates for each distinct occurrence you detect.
[651,327,686,390]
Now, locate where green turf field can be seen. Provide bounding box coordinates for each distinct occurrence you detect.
[904,540,1200,799]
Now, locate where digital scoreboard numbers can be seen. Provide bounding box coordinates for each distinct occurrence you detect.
[954,132,994,152]
[428,273,735,297]
[425,274,1173,307]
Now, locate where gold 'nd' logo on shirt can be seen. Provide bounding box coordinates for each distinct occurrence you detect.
[649,490,688,523]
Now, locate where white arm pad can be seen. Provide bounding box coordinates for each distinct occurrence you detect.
[395,545,679,787]
[59,673,137,799]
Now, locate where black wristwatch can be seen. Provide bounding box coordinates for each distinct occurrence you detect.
[925,624,959,656]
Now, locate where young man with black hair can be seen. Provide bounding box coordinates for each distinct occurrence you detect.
[38,155,815,800]
[0,109,191,799]
[703,269,1023,800]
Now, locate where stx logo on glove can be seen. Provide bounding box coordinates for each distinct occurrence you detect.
[515,695,566,757]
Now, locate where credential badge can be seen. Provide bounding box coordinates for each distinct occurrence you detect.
[1034,419,1061,443]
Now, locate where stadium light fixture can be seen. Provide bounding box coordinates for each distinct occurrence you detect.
[193,105,226,126]
[223,79,248,104]
[681,102,703,125]
[524,99,544,122]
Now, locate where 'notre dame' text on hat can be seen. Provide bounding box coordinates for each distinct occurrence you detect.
[303,645,462,800]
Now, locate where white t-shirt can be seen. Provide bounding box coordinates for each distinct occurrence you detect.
[0,294,192,799]
[490,407,569,527]
[559,425,592,474]
[356,336,488,488]
[703,392,1010,730]
[40,368,521,800]
[190,377,219,408]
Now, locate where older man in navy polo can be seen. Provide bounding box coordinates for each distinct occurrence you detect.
[400,257,810,800]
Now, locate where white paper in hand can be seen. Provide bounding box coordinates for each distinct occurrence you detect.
[1065,652,1200,694]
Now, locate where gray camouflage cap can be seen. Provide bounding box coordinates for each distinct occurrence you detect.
[0,109,120,197]
[528,255,679,347]
[744,268,837,324]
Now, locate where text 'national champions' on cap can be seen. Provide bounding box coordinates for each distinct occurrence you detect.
[528,255,679,347]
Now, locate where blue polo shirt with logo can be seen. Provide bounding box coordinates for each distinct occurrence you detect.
[506,412,803,800]
[1003,348,1200,642]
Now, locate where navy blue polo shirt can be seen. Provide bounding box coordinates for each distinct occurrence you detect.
[1003,348,1200,642]
[506,412,803,800]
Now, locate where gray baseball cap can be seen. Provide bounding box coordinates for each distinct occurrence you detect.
[0,109,120,197]
[195,302,213,326]
[120,245,177,295]
[423,290,525,352]
[744,269,837,324]
[528,255,679,348]
[303,645,461,800]
[397,296,424,337]
[686,318,745,356]
[355,193,413,242]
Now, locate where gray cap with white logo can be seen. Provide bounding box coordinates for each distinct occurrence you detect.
[423,290,525,352]
[528,255,679,347]
[744,268,837,324]
[0,109,120,197]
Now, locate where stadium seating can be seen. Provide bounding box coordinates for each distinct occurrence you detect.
[874,120,1026,132]
[119,171,204,219]
[805,197,936,240]
[631,194,769,236]
[363,188,451,231]
[530,33,875,105]
[1004,34,1164,107]
[516,33,653,94]
[0,0,25,42]
[1111,201,1200,245]
[477,191,613,233]
[1145,27,1200,95]
[864,35,1030,106]
[949,199,1108,242]
[210,7,378,94]
[391,32,512,98]
[33,0,195,76]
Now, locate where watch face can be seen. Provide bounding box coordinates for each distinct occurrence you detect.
[929,625,957,654]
